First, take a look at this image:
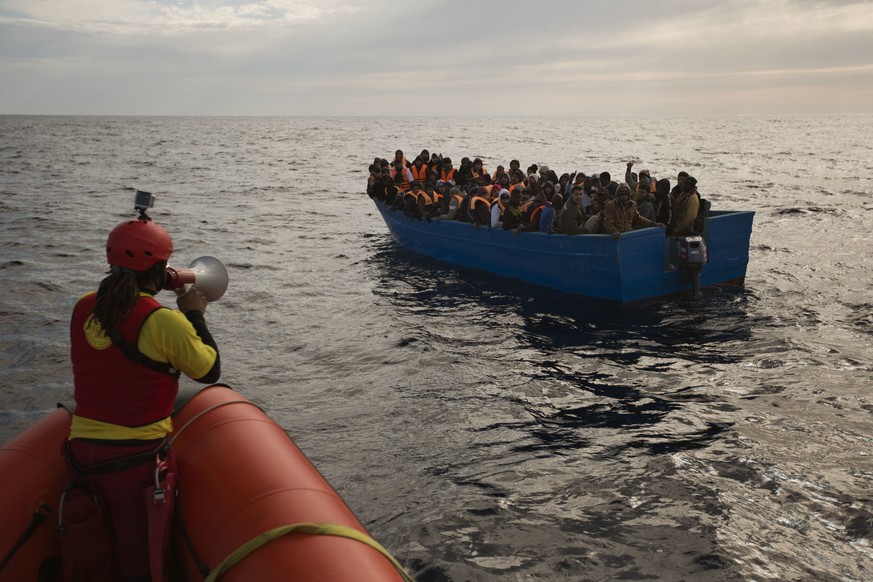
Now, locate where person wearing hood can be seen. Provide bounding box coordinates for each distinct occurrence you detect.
[471,158,488,180]
[491,189,510,228]
[625,161,655,198]
[671,176,701,235]
[603,182,665,240]
[525,173,542,199]
[599,171,618,196]
[455,158,474,187]
[502,189,524,230]
[539,165,559,186]
[654,178,675,229]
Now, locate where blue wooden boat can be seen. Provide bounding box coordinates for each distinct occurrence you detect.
[373,200,754,303]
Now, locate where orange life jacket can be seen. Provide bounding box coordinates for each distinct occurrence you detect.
[440,168,456,182]
[469,195,491,216]
[416,191,434,206]
[529,205,545,228]
[479,184,496,200]
[411,164,428,183]
[391,167,411,192]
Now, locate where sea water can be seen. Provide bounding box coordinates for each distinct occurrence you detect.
[1,115,872,581]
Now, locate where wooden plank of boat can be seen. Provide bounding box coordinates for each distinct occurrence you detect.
[373,199,754,303]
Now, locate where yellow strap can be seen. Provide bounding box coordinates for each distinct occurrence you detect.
[204,522,415,582]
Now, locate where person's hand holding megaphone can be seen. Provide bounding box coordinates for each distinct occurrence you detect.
[176,286,209,314]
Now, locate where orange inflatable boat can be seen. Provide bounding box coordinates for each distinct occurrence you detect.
[0,385,413,581]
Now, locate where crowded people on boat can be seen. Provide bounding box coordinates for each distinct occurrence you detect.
[391,159,414,193]
[370,150,708,238]
[672,176,702,235]
[537,193,564,234]
[557,184,592,235]
[602,183,667,240]
[66,205,221,581]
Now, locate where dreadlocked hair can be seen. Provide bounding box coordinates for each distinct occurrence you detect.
[93,261,166,336]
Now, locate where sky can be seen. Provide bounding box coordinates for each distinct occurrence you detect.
[1,0,872,116]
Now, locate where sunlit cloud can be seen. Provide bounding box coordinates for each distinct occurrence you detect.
[0,0,364,34]
[0,0,871,114]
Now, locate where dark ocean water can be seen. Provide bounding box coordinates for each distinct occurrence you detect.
[1,115,872,581]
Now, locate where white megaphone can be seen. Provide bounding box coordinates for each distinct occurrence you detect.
[164,256,229,302]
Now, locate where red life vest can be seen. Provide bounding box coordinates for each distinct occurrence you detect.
[71,293,179,427]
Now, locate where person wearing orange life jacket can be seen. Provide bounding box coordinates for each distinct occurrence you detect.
[477,174,496,200]
[434,180,451,212]
[467,189,492,226]
[439,186,464,220]
[490,189,511,227]
[390,159,414,192]
[516,193,549,233]
[410,157,428,184]
[492,165,506,184]
[508,171,525,193]
[408,181,438,220]
[424,181,438,205]
[471,158,488,181]
[67,204,220,581]
[391,149,407,168]
[455,158,474,187]
[439,157,457,183]
[538,193,564,233]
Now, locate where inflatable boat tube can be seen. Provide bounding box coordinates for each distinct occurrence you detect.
[170,385,409,581]
[0,407,69,581]
[0,387,411,581]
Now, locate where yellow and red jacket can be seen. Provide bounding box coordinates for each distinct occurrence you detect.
[70,293,179,431]
[70,292,217,440]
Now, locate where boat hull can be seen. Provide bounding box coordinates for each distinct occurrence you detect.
[374,200,754,303]
[0,386,406,581]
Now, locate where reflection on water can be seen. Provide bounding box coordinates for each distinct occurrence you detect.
[3,115,873,581]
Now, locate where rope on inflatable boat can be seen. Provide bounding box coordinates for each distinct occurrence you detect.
[204,522,416,582]
[168,399,263,446]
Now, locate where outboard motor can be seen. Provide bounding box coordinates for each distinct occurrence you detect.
[677,235,708,299]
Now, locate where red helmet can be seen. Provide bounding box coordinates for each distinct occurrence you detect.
[106,218,173,271]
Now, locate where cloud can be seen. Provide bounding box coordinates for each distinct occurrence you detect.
[0,0,364,34]
[0,0,871,114]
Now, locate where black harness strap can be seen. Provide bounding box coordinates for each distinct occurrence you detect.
[65,439,169,476]
[109,329,180,378]
[0,503,51,575]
